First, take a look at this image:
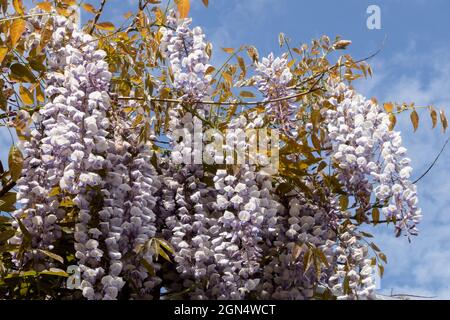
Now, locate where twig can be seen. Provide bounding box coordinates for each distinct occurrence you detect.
[0,181,16,198]
[413,137,449,184]
[0,12,53,24]
[88,0,107,35]
[117,86,322,107]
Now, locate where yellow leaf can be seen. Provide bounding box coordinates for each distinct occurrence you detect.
[82,3,96,14]
[176,0,190,19]
[19,85,33,105]
[10,18,26,48]
[13,0,24,15]
[8,145,23,181]
[56,7,71,17]
[96,22,115,31]
[239,91,255,98]
[48,186,61,197]
[37,1,52,12]
[0,47,7,64]
[36,85,45,102]
[410,110,419,132]
[222,71,232,84]
[222,47,234,54]
[383,102,393,113]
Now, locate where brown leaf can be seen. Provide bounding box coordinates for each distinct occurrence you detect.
[10,18,26,48]
[410,110,419,132]
[430,107,437,129]
[202,0,209,7]
[372,207,380,225]
[441,110,448,132]
[239,90,255,98]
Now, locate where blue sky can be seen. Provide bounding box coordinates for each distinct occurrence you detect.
[3,0,450,298]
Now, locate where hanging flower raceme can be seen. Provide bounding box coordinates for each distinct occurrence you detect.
[324,80,422,237]
[254,53,297,136]
[10,13,161,300]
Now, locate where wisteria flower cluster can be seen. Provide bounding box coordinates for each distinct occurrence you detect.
[325,80,421,237]
[10,14,160,300]
[254,53,297,136]
[1,3,425,301]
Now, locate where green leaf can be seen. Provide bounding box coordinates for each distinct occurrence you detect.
[158,246,172,262]
[339,195,349,211]
[17,218,31,244]
[59,198,74,208]
[48,186,61,197]
[0,192,16,212]
[5,270,37,279]
[8,145,23,181]
[38,249,64,264]
[315,248,329,268]
[156,238,175,254]
[140,258,156,277]
[370,242,381,252]
[10,63,36,83]
[303,248,313,275]
[40,268,69,277]
[0,229,15,242]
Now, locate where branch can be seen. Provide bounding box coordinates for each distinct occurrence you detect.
[88,0,107,35]
[413,137,449,184]
[0,12,53,24]
[0,180,16,198]
[117,86,323,107]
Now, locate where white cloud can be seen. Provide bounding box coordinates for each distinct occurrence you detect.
[357,44,450,298]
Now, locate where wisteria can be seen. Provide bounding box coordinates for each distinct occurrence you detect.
[254,53,297,136]
[325,80,422,237]
[0,2,430,301]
